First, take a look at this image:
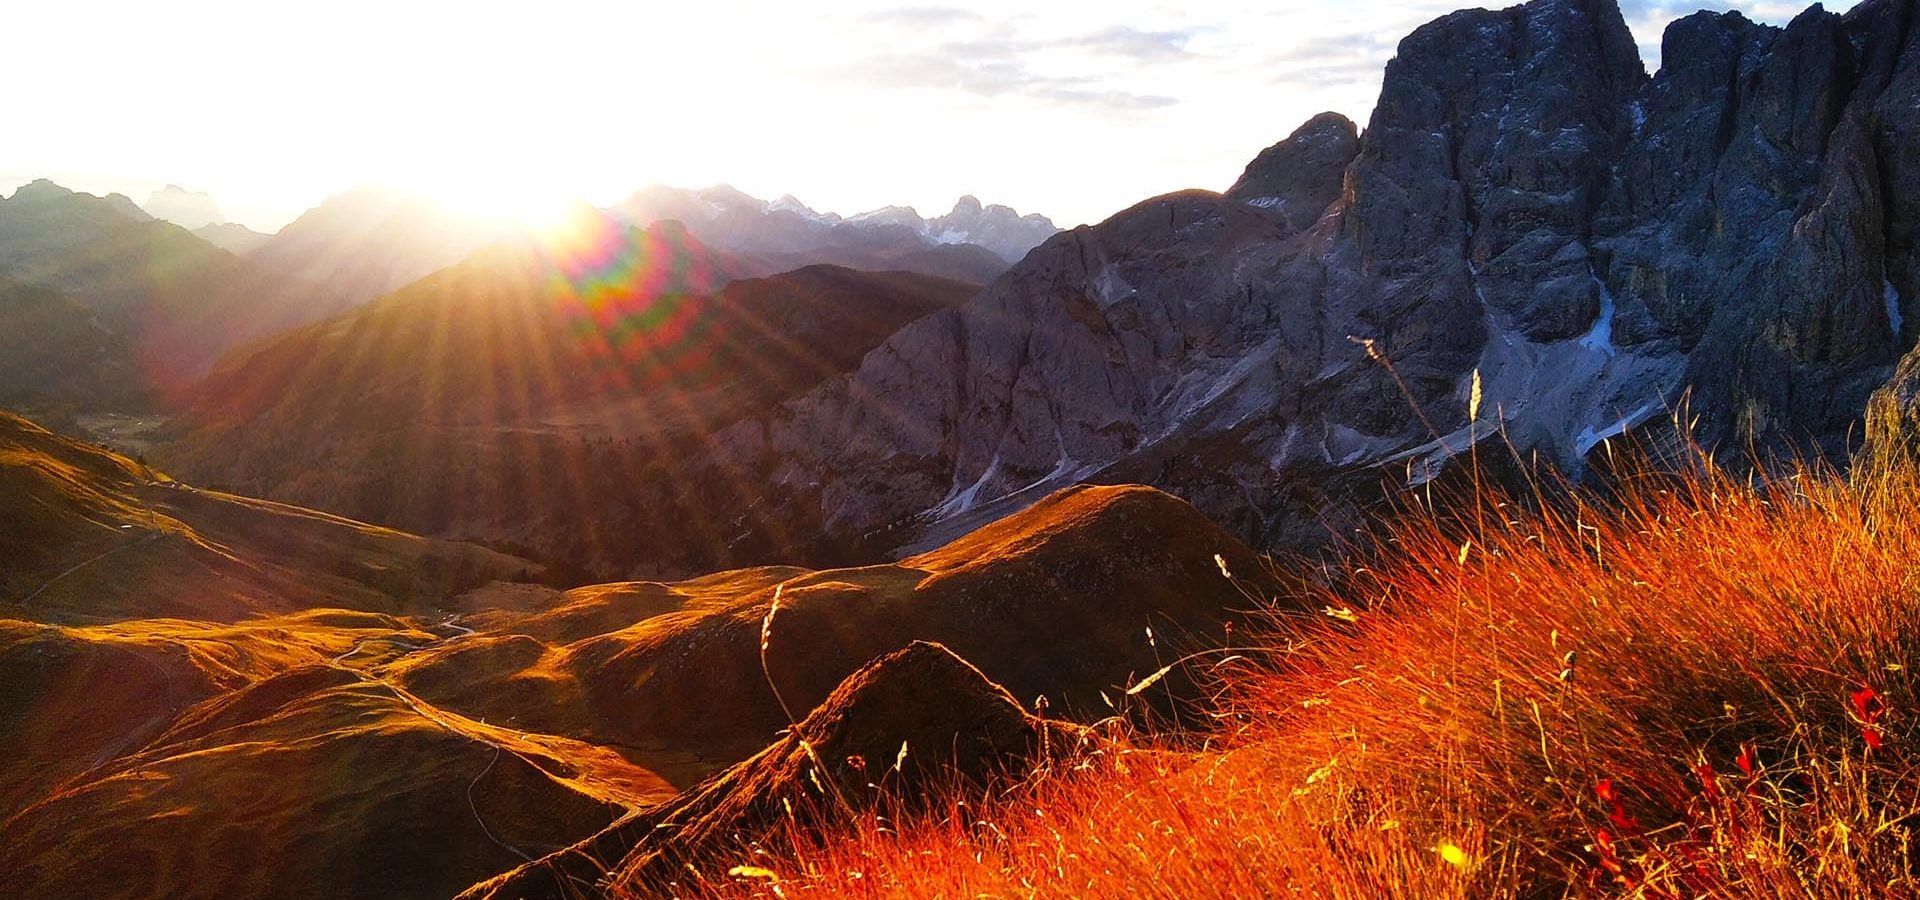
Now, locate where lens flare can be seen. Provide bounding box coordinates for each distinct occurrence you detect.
[534,211,728,391]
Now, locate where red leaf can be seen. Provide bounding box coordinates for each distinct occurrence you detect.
[1852,687,1885,724]
[1695,760,1721,804]
[1608,806,1642,835]
[1852,687,1889,750]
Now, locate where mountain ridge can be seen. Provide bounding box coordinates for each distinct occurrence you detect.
[651,0,1920,569]
[613,184,1059,273]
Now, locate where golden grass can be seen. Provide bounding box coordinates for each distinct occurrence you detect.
[665,454,1920,898]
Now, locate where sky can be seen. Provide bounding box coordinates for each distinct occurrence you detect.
[0,0,1858,232]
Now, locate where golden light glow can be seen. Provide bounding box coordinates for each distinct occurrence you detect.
[414,174,580,232]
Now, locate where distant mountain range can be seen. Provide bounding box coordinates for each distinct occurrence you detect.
[613,185,1059,269]
[191,221,272,254]
[0,180,1051,419]
[0,179,269,393]
[28,0,1919,587]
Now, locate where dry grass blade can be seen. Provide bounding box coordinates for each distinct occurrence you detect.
[759,584,799,727]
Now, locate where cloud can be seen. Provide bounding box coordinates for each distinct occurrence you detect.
[861,6,984,28]
[1067,25,1198,63]
[821,11,1194,113]
[829,51,1180,111]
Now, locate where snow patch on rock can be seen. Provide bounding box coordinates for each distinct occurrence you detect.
[1575,401,1662,457]
[1387,268,1683,484]
[932,453,1002,519]
[1887,280,1903,341]
[1578,273,1617,357]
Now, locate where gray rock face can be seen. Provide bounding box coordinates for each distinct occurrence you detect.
[1226,113,1359,233]
[1355,0,1643,345]
[655,0,1920,570]
[1599,3,1916,457]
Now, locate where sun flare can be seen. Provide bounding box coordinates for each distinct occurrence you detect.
[413,175,582,232]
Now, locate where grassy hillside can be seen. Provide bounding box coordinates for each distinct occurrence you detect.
[646,452,1920,897]
[0,410,630,898]
[0,410,536,623]
[0,280,147,410]
[2,411,1276,900]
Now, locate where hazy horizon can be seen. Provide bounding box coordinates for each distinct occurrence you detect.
[5,0,1855,233]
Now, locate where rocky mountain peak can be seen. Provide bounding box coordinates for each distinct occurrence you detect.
[1226,111,1359,232]
[2,180,152,223]
[7,178,75,204]
[769,192,816,215]
[847,203,923,228]
[927,195,1061,262]
[143,183,226,230]
[697,183,764,210]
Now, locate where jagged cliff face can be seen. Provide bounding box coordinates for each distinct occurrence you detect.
[678,0,1920,567]
[1604,3,1919,456]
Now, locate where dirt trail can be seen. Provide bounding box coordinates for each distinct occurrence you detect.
[16,532,160,608]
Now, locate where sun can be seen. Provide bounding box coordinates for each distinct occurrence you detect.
[408,172,583,233]
[450,185,581,233]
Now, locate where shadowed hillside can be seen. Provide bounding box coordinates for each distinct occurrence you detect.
[160,220,981,578]
[0,412,641,898]
[0,180,481,397]
[467,641,1084,899]
[0,280,147,411]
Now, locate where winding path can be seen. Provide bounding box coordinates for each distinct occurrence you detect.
[16,532,160,608]
[320,612,539,862]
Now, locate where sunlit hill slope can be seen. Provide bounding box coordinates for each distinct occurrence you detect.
[0,410,1272,899]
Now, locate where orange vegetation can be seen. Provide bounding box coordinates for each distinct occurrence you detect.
[660,457,1920,898]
